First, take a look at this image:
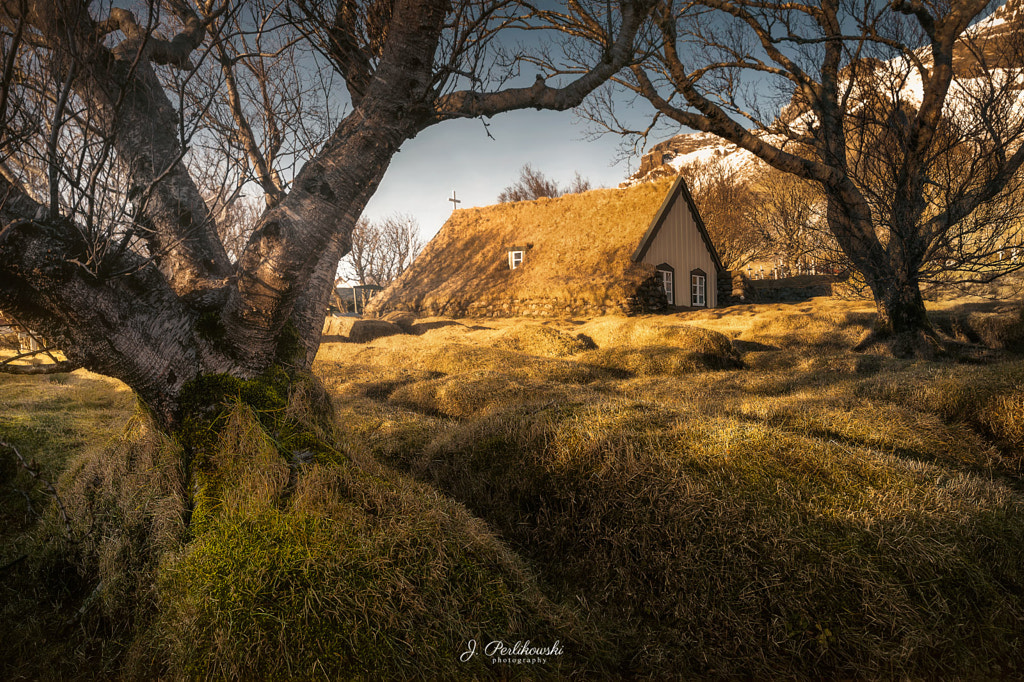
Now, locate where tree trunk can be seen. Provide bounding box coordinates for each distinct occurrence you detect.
[819,188,935,343]
[870,269,933,337]
[1,0,654,430]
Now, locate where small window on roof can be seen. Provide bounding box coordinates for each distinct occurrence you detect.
[508,250,524,269]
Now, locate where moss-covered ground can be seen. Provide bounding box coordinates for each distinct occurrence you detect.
[2,296,1024,679]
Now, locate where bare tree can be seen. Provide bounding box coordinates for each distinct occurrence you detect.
[0,0,654,426]
[754,167,841,275]
[498,163,563,201]
[174,0,342,260]
[497,163,593,202]
[181,0,341,210]
[565,170,594,195]
[343,214,424,287]
[575,0,1024,350]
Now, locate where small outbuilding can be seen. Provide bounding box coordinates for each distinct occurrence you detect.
[330,284,383,315]
[364,176,723,318]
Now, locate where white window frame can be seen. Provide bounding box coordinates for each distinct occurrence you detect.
[659,269,674,305]
[691,273,706,307]
[508,250,524,269]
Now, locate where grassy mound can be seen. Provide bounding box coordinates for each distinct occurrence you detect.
[708,302,876,353]
[855,362,1024,474]
[575,317,743,376]
[582,343,742,376]
[1,369,142,678]
[577,315,740,349]
[493,324,596,357]
[2,372,584,679]
[388,371,585,419]
[325,342,609,387]
[929,305,1024,351]
[364,397,1024,678]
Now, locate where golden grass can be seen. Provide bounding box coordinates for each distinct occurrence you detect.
[2,372,584,679]
[313,296,1024,678]
[4,296,1024,679]
[493,323,596,357]
[0,368,139,679]
[156,407,579,679]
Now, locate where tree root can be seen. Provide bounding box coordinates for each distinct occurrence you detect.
[853,327,1008,363]
[853,328,947,359]
[0,360,80,374]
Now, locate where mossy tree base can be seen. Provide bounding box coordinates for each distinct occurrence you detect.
[20,372,580,679]
[173,366,342,531]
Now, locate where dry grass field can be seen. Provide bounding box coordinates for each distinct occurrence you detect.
[3,295,1024,678]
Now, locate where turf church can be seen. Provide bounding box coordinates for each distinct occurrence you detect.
[365,176,723,318]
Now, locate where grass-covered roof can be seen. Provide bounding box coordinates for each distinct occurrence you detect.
[365,178,679,316]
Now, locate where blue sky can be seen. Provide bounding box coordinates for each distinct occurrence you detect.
[362,107,652,242]
[357,7,666,243]
[302,2,694,249]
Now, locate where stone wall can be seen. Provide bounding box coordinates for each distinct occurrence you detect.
[717,271,756,305]
[717,271,837,305]
[633,274,671,313]
[749,275,835,302]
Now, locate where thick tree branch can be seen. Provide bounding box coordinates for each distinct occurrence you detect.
[12,0,234,294]
[0,171,229,426]
[435,0,654,120]
[629,39,836,185]
[95,1,223,69]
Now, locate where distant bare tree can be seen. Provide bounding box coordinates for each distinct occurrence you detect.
[210,193,262,263]
[498,164,593,202]
[343,214,424,287]
[498,164,562,202]
[754,168,840,275]
[565,171,593,195]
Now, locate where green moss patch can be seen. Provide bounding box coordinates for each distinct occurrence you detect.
[176,368,339,471]
[157,416,581,679]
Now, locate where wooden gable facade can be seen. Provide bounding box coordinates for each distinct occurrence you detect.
[632,175,724,309]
